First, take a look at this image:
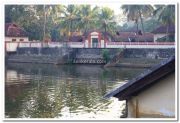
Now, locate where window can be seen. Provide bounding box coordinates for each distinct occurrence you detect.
[20,39,24,42]
[12,39,16,42]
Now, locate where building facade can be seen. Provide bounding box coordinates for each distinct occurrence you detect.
[105,57,175,118]
[127,72,175,118]
[85,31,105,48]
[5,23,29,42]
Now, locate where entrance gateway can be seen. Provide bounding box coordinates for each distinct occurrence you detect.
[85,31,105,48]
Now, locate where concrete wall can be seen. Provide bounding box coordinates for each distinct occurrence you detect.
[68,42,84,48]
[6,48,120,64]
[154,34,167,42]
[6,48,175,64]
[73,48,120,64]
[6,42,19,52]
[127,72,175,118]
[106,42,175,49]
[123,48,175,59]
[5,37,29,42]
[7,47,76,64]
[5,42,175,52]
[74,48,120,59]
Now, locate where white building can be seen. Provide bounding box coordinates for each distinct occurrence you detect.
[5,23,29,42]
[105,57,175,118]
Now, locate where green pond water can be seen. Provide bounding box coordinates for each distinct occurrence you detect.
[5,63,145,119]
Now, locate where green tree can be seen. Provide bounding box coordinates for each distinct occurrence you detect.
[121,5,140,33]
[78,5,100,33]
[5,5,118,41]
[154,5,175,41]
[60,5,80,38]
[98,7,116,35]
[5,5,43,40]
[121,5,154,34]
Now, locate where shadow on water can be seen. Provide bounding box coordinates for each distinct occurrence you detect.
[5,63,145,119]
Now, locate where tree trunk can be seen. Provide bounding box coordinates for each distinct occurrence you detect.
[135,19,139,42]
[105,24,107,34]
[104,23,107,40]
[138,9,146,42]
[70,20,72,36]
[166,24,169,42]
[136,21,139,33]
[138,9,145,34]
[84,21,88,34]
[43,5,46,41]
[68,20,72,42]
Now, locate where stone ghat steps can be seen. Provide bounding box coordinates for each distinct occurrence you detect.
[73,58,106,64]
[76,48,103,55]
[76,54,103,59]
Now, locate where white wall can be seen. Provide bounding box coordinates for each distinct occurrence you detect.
[85,40,89,48]
[31,42,43,47]
[101,40,104,48]
[154,34,167,42]
[5,37,29,42]
[48,42,63,48]
[5,41,175,52]
[106,44,175,49]
[128,73,175,118]
[6,42,19,52]
[67,42,84,48]
[19,42,31,47]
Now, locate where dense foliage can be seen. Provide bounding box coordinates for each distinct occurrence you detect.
[5,5,175,41]
[5,5,116,41]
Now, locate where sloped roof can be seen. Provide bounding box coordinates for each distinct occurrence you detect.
[83,30,101,38]
[69,35,84,42]
[104,56,175,100]
[5,23,28,37]
[83,30,115,41]
[152,24,175,34]
[115,32,154,42]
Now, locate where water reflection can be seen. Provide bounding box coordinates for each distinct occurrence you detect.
[5,63,145,119]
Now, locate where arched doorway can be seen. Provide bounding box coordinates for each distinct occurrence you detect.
[92,38,98,48]
[90,31,100,48]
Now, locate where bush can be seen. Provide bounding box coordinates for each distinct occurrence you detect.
[102,49,110,63]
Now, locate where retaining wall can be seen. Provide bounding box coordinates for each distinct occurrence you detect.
[6,48,175,64]
[123,48,175,59]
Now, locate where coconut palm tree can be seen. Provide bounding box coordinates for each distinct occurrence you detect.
[43,5,46,41]
[78,5,100,33]
[121,5,140,34]
[138,5,154,34]
[121,5,154,34]
[42,5,57,41]
[60,5,80,38]
[46,5,64,41]
[98,7,116,35]
[154,5,175,41]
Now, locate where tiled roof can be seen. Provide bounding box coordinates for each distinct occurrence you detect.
[5,23,28,37]
[69,35,83,42]
[152,24,175,34]
[115,32,154,42]
[104,56,175,100]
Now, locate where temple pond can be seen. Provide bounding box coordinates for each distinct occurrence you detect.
[5,63,145,119]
